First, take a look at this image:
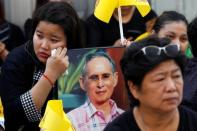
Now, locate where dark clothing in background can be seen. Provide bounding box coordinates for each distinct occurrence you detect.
[0,22,25,50]
[182,58,197,111]
[104,106,197,131]
[86,9,157,47]
[0,21,25,65]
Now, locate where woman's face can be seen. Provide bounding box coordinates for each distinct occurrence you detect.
[131,60,183,113]
[113,6,133,17]
[121,6,133,16]
[157,21,188,53]
[33,21,67,63]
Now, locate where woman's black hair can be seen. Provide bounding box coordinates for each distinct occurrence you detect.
[153,11,188,33]
[120,35,186,107]
[32,1,84,49]
[35,0,49,10]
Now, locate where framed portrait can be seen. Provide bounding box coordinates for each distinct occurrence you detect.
[58,46,129,112]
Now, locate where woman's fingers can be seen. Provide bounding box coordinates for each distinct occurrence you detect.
[64,55,69,67]
[55,47,62,56]
[47,47,69,78]
[51,47,67,58]
[60,47,67,58]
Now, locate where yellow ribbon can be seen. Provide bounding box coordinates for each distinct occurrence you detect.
[0,98,3,117]
[39,100,74,131]
[94,0,151,23]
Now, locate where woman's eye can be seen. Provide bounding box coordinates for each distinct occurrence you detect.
[36,33,43,39]
[156,78,165,81]
[173,75,181,79]
[153,75,166,81]
[180,37,188,43]
[166,35,174,40]
[51,38,59,43]
[153,76,165,82]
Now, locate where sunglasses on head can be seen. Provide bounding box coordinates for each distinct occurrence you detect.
[133,44,180,60]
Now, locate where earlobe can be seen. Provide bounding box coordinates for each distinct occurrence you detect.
[113,72,118,87]
[127,81,139,99]
[79,76,86,91]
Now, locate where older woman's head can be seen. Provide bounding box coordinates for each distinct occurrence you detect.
[120,35,186,112]
[153,11,188,53]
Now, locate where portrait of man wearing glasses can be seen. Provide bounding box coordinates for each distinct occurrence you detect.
[67,52,124,131]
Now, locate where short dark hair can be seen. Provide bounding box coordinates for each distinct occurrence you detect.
[153,11,188,33]
[120,35,186,107]
[35,0,49,10]
[188,17,197,57]
[0,0,5,23]
[32,1,82,49]
[81,52,116,76]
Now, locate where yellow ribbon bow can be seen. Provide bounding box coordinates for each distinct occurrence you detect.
[94,0,151,23]
[39,100,74,131]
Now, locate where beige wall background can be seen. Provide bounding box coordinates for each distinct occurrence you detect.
[4,0,35,30]
[151,0,197,22]
[3,0,95,30]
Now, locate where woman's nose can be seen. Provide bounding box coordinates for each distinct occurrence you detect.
[171,38,180,45]
[166,78,176,92]
[41,39,50,49]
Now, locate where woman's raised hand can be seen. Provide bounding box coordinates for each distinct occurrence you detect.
[44,47,69,83]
